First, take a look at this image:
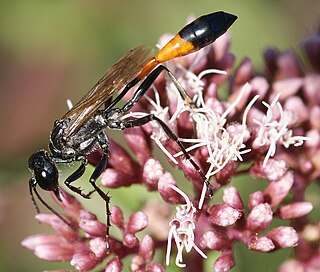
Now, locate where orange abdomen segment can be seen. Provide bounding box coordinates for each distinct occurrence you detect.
[155,34,197,63]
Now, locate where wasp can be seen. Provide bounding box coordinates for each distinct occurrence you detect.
[28,11,237,248]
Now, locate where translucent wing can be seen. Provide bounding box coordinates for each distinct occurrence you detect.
[62,45,154,138]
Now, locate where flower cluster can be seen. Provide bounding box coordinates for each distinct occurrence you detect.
[22,20,320,272]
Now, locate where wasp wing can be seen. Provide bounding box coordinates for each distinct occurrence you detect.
[62,45,154,139]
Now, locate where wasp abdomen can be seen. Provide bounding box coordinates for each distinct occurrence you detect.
[179,11,237,49]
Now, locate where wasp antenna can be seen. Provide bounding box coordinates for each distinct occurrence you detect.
[29,179,40,214]
[32,185,77,232]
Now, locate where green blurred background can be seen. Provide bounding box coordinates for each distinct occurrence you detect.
[1,1,320,271]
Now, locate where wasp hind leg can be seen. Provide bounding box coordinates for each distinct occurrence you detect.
[123,114,212,194]
[109,64,194,115]
[88,131,111,251]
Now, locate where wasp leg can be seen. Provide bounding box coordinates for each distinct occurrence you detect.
[88,131,111,251]
[104,77,140,111]
[119,65,193,114]
[123,114,212,194]
[64,162,95,199]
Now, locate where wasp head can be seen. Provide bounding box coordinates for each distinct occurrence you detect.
[28,150,59,193]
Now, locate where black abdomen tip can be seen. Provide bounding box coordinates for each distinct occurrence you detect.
[179,11,238,49]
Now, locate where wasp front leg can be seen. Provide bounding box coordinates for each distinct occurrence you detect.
[64,159,95,199]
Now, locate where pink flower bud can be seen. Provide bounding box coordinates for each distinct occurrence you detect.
[310,106,320,130]
[101,168,135,188]
[105,257,123,272]
[139,235,155,262]
[79,218,106,237]
[180,157,204,185]
[305,129,320,148]
[90,237,107,259]
[275,51,301,80]
[126,211,148,233]
[125,126,151,164]
[131,255,145,271]
[267,227,298,248]
[142,158,164,190]
[58,189,83,218]
[213,250,235,272]
[273,78,303,100]
[208,204,242,227]
[303,74,320,106]
[22,234,76,261]
[278,202,313,219]
[250,159,287,181]
[22,234,64,251]
[147,262,165,272]
[246,203,273,232]
[215,162,238,186]
[200,231,229,250]
[248,236,275,252]
[213,32,232,62]
[284,96,308,123]
[70,252,98,271]
[302,35,320,72]
[234,58,253,85]
[35,214,77,238]
[110,206,124,228]
[35,244,75,261]
[158,172,182,204]
[223,186,244,210]
[279,260,304,272]
[123,233,139,248]
[264,48,278,77]
[250,76,269,99]
[264,171,294,207]
[108,139,139,175]
[80,210,97,220]
[248,191,265,209]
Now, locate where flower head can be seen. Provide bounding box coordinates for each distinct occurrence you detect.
[23,16,317,272]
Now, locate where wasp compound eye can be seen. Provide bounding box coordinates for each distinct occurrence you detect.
[28,150,59,191]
